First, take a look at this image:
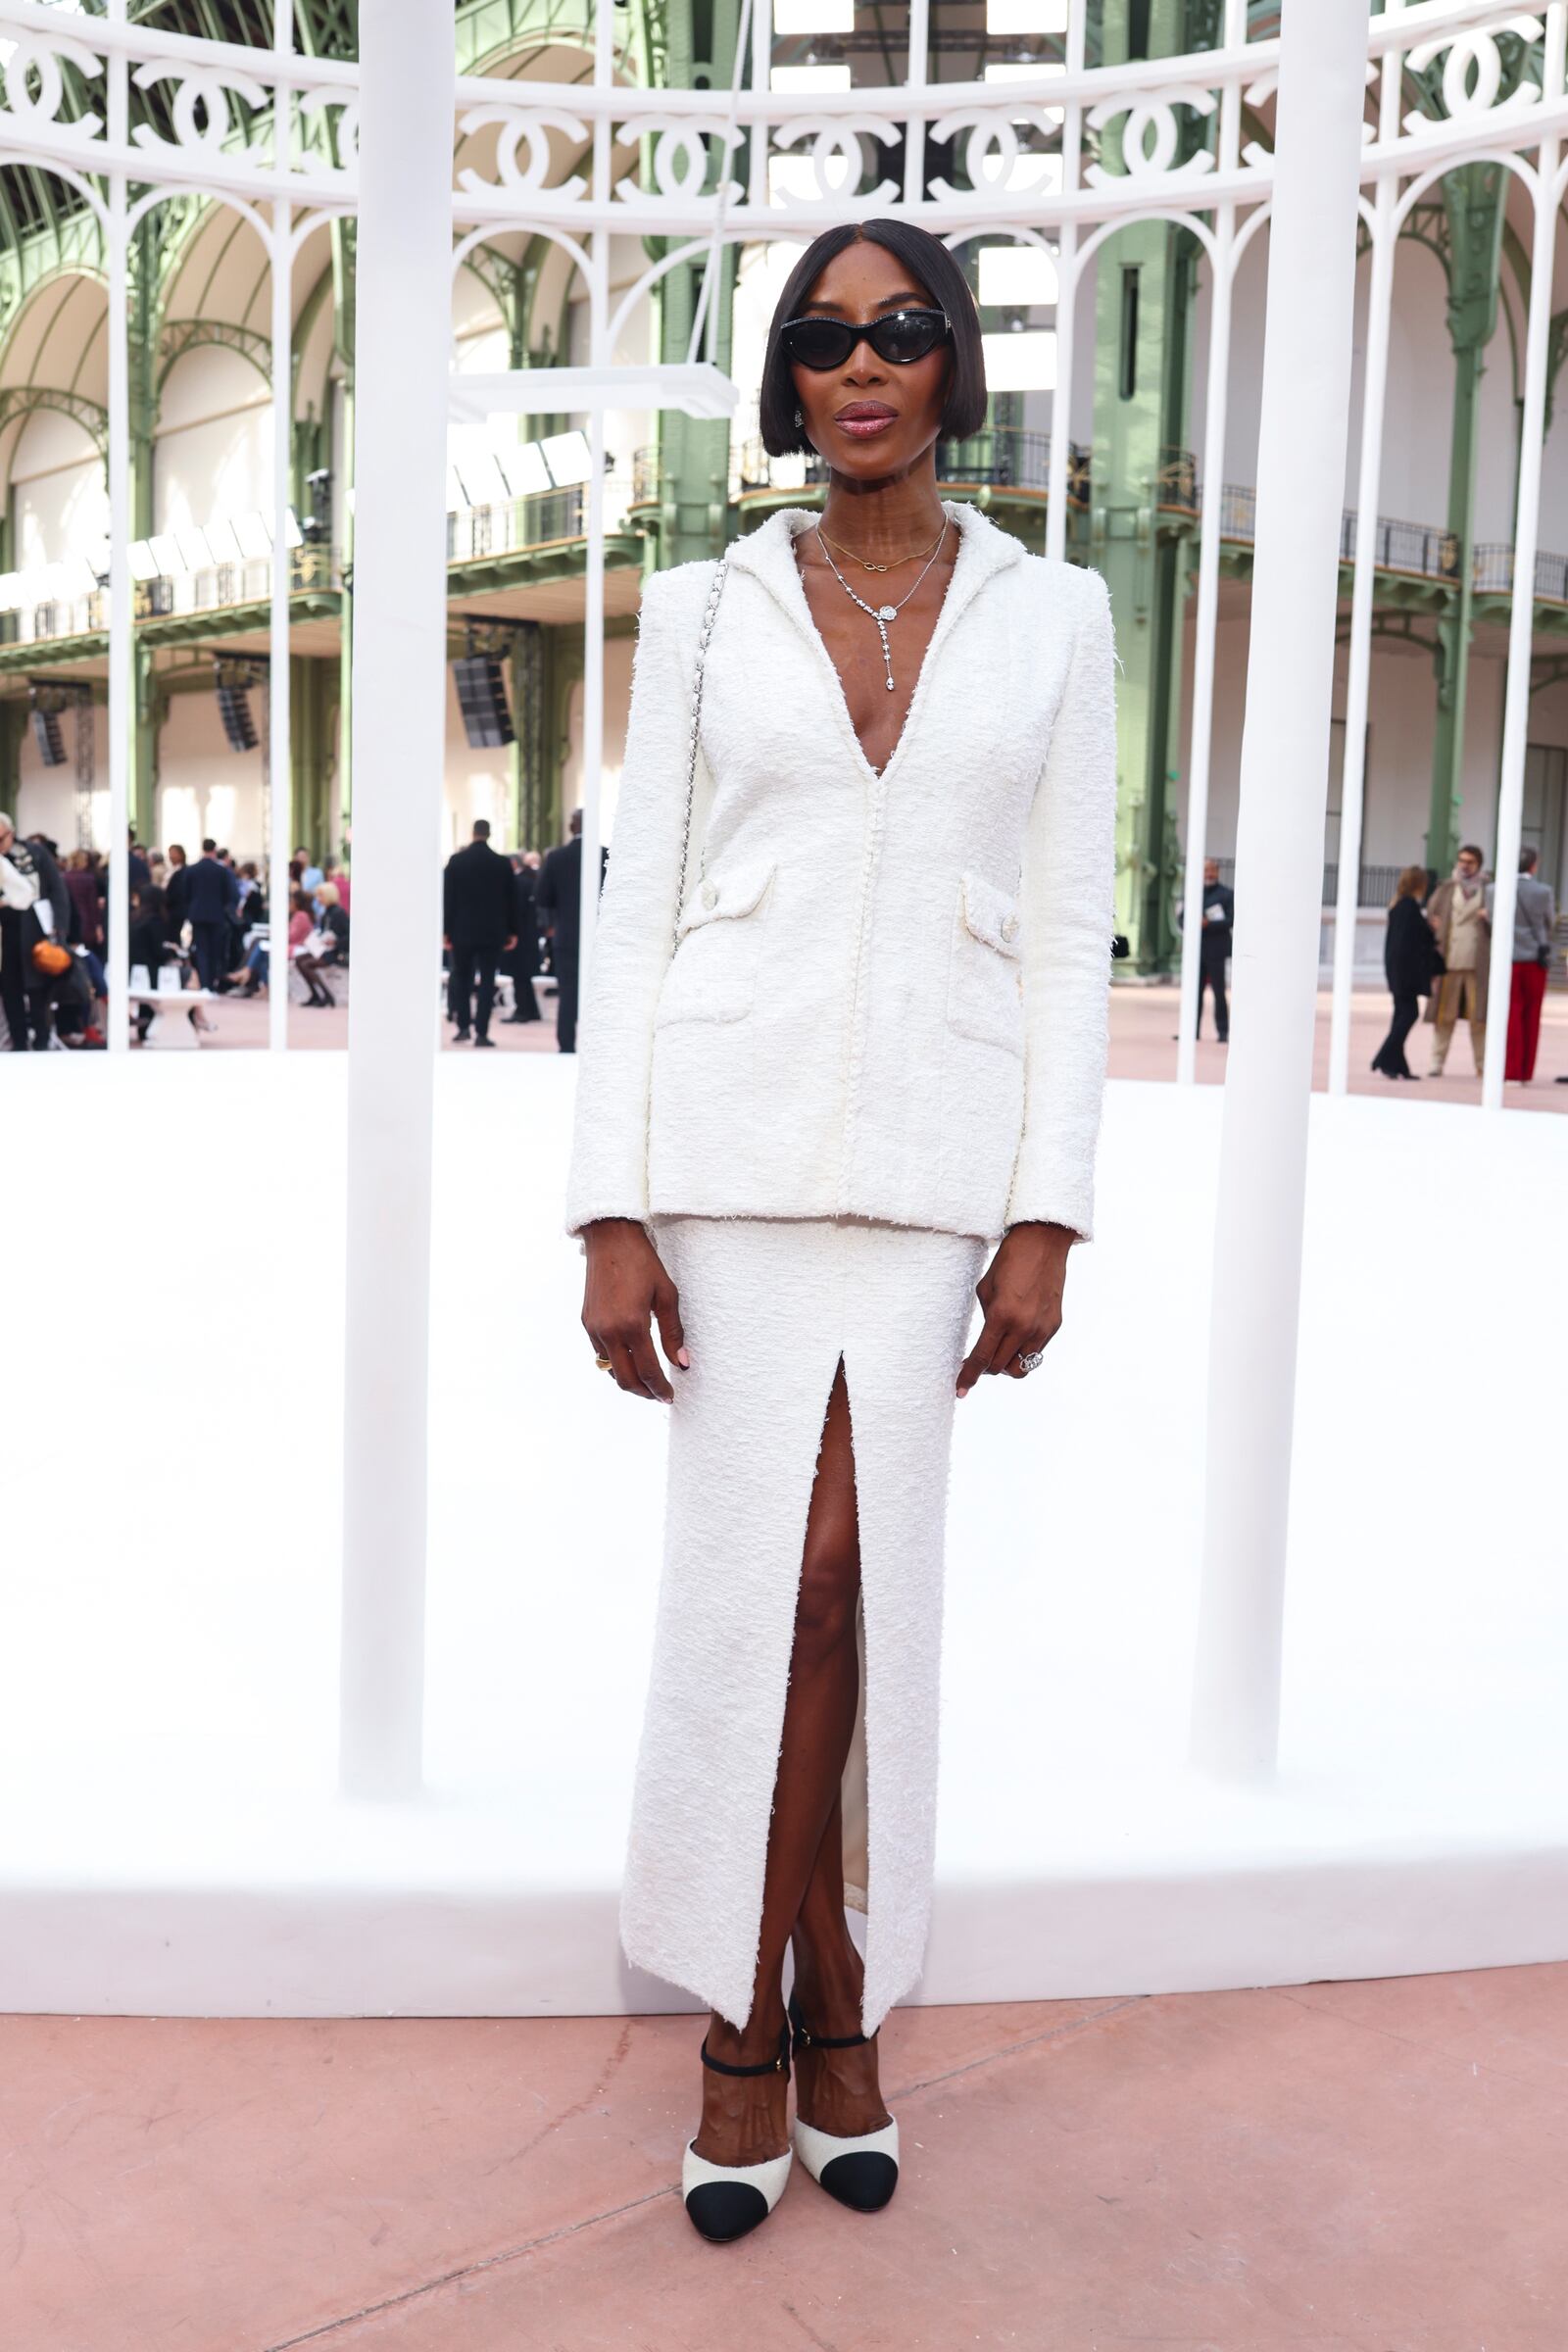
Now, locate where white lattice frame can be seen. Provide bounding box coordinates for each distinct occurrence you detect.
[0,0,1561,1082]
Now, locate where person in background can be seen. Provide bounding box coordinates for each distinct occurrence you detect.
[0,809,39,1049]
[534,808,606,1054]
[297,843,324,895]
[1504,847,1556,1083]
[502,849,542,1024]
[442,817,516,1048]
[15,824,71,1051]
[295,878,348,1007]
[1371,865,1442,1080]
[65,850,103,957]
[183,837,239,993]
[164,842,191,940]
[128,883,168,1042]
[323,854,351,913]
[1195,857,1234,1043]
[127,828,150,891]
[1425,843,1490,1077]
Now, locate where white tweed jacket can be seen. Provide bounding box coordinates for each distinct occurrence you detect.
[564,496,1119,1247]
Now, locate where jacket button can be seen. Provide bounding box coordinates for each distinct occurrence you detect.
[701,880,718,908]
[1002,913,1019,941]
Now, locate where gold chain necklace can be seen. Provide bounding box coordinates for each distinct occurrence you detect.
[817,518,948,573]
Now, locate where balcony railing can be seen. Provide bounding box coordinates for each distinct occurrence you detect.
[1216,857,1407,909]
[1474,543,1568,606]
[724,426,1091,507]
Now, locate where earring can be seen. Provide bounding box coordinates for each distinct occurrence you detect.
[794,407,803,426]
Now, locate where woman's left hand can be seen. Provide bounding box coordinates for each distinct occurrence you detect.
[956,1221,1076,1397]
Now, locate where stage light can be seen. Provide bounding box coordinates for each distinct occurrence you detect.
[540,430,593,489]
[770,64,852,91]
[452,653,514,750]
[203,518,242,564]
[773,0,854,30]
[148,533,185,576]
[127,542,161,582]
[283,508,304,548]
[28,687,66,766]
[986,0,1067,30]
[233,513,271,561]
[215,672,260,752]
[979,242,1058,308]
[175,527,213,571]
[981,327,1057,391]
[0,574,22,613]
[496,442,552,498]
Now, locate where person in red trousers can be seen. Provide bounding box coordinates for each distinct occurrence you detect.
[1505,847,1556,1082]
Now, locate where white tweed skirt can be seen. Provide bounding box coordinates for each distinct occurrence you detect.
[619,1211,990,2038]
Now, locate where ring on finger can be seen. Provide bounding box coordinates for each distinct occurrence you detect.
[1017,1347,1045,1374]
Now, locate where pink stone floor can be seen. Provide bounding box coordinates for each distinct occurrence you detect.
[7,1964,1565,2349]
[126,982,1568,1109]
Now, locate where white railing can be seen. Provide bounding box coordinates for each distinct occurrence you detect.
[5,0,1563,1804]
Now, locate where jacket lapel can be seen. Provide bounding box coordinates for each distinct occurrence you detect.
[724,498,1026,781]
[727,495,1023,652]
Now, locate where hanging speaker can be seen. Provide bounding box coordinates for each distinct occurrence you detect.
[452,654,514,750]
[216,680,259,752]
[31,707,66,766]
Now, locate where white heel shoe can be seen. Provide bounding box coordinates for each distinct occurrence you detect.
[788,1991,901,2212]
[682,2021,793,2242]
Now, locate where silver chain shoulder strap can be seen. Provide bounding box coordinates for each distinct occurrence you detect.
[670,550,733,954]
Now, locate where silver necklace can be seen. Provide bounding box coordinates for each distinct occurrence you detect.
[812,517,951,692]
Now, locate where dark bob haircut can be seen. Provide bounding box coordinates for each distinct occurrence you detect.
[757,219,988,458]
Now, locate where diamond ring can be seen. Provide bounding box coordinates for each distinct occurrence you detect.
[1018,1348,1045,1374]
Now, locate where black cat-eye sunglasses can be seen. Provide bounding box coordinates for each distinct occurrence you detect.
[779,307,954,370]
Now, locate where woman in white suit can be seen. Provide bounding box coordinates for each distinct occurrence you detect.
[564,218,1118,2241]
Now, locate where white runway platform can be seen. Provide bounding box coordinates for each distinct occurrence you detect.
[2,1054,1564,2017]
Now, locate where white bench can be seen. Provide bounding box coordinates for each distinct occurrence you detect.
[128,972,218,1050]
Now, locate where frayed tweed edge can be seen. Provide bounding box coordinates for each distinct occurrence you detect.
[617,1211,988,2040]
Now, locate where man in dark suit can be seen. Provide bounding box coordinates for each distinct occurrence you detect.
[442,817,516,1047]
[184,837,240,991]
[502,852,542,1024]
[1195,858,1234,1043]
[534,808,607,1054]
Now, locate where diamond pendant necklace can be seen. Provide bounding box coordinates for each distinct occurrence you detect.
[813,517,951,693]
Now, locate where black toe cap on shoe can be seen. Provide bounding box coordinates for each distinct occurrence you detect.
[684,2180,771,2241]
[818,2151,899,2212]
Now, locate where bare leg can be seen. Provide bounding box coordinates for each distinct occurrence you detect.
[693,1356,865,2166]
[788,1791,892,2137]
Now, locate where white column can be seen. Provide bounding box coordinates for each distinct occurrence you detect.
[576,0,614,1000]
[268,3,294,1054]
[1176,0,1247,1086]
[1189,0,1369,1781]
[1328,8,1403,1097]
[337,0,455,1798]
[1044,0,1086,568]
[1483,114,1564,1108]
[903,0,930,206]
[105,0,129,1054]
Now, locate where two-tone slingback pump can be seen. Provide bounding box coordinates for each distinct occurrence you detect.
[787,1988,900,2213]
[682,2020,794,2242]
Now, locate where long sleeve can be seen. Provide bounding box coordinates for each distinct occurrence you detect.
[0,854,36,913]
[1004,566,1119,1242]
[563,566,700,1238]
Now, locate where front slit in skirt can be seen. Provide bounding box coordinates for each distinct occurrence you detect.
[620,1212,989,2039]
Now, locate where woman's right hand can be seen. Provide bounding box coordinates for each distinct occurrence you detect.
[581,1219,689,1400]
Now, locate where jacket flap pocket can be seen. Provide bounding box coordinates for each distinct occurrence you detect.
[960,869,1023,958]
[677,858,776,937]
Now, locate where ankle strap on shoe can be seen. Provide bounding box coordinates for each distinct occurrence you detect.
[699,2020,791,2079]
[788,1989,872,2051]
